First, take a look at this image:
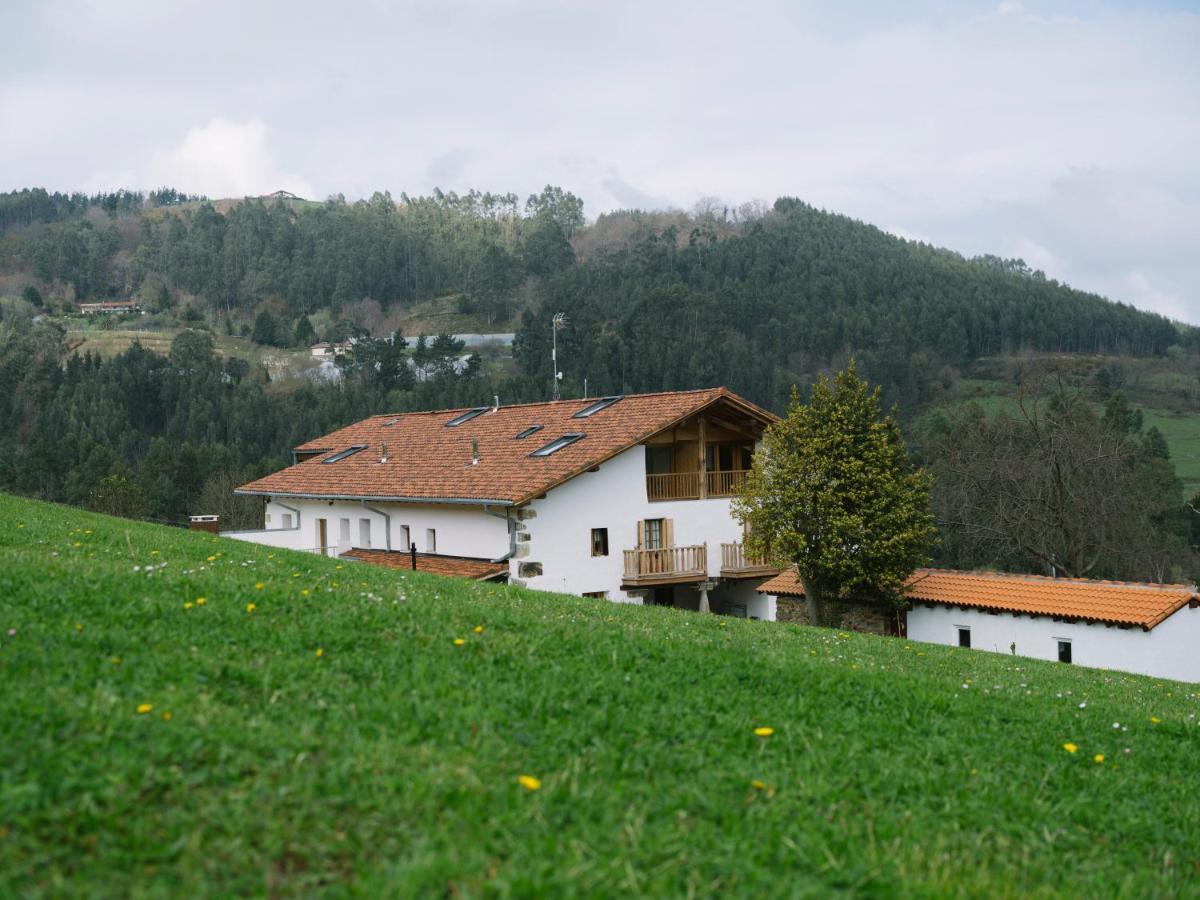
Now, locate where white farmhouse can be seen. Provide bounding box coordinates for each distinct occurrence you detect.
[759,567,1200,682]
[224,389,780,617]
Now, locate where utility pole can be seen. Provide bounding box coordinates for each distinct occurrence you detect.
[551,312,567,400]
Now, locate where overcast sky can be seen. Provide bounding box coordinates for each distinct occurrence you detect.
[2,0,1197,322]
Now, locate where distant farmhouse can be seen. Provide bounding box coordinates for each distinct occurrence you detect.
[78,300,139,315]
[309,341,352,359]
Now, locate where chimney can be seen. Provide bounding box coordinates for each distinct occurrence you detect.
[380,440,389,464]
[492,394,500,412]
[470,439,480,466]
[189,514,219,534]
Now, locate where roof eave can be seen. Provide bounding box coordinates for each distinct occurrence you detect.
[233,489,515,507]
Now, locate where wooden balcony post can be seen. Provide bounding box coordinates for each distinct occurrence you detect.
[698,416,708,499]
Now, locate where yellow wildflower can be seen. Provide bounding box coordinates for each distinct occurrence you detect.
[1094,754,1104,764]
[473,625,484,634]
[518,775,541,791]
[206,555,217,562]
[72,542,81,547]
[254,582,264,590]
[291,572,300,578]
[316,648,324,658]
[1151,716,1161,724]
[246,603,256,613]
[196,597,206,606]
[1063,742,1078,754]
[453,638,466,646]
[111,657,121,666]
[183,602,194,610]
[74,623,84,631]
[754,727,775,737]
[301,589,310,597]
[751,779,767,790]
[136,703,153,714]
[161,711,172,721]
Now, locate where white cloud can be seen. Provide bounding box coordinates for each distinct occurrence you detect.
[145,118,313,199]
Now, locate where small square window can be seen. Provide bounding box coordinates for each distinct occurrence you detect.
[1058,640,1072,664]
[958,627,971,649]
[582,590,608,599]
[591,528,609,557]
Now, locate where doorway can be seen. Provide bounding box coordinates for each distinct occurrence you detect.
[317,518,328,555]
[649,586,675,607]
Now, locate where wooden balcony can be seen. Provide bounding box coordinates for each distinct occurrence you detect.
[622,544,708,585]
[720,542,778,578]
[646,470,750,502]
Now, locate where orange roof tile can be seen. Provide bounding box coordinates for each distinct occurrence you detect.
[758,567,1199,630]
[341,548,508,581]
[236,388,775,505]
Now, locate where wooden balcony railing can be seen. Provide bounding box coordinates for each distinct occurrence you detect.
[707,469,749,497]
[646,470,750,501]
[720,542,777,576]
[623,544,708,582]
[646,471,701,501]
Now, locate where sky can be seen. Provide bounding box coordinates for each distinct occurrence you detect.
[2,0,1197,323]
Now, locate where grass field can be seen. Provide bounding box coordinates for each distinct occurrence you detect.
[2,493,1199,896]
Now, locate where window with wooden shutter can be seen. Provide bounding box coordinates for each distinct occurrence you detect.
[662,518,674,548]
[643,519,663,549]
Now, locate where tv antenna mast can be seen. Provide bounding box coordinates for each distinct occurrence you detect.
[551,312,567,400]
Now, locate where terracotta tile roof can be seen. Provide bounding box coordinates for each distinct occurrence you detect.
[341,548,508,581]
[236,388,775,505]
[758,567,1200,630]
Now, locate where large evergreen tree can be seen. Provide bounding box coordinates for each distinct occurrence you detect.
[734,362,937,625]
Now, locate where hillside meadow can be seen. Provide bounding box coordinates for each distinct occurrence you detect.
[1,493,1198,896]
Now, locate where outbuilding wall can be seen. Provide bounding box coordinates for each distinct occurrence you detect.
[906,603,1200,682]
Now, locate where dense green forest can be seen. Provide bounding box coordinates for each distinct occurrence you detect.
[0,185,1196,581]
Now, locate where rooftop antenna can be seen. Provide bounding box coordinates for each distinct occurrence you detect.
[551,312,567,401]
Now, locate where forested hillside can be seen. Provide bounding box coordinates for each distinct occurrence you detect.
[1,186,1189,410]
[1,185,1196,581]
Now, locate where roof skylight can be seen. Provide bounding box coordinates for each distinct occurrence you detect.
[323,445,368,464]
[529,433,585,457]
[445,407,489,427]
[515,424,544,440]
[572,396,623,418]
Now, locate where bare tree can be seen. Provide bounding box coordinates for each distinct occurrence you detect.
[924,374,1190,581]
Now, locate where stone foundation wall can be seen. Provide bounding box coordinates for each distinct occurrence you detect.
[773,596,895,636]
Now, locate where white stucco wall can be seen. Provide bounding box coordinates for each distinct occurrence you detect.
[224,498,509,560]
[516,445,761,608]
[907,603,1200,683]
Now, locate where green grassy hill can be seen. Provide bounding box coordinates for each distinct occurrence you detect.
[2,493,1198,896]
